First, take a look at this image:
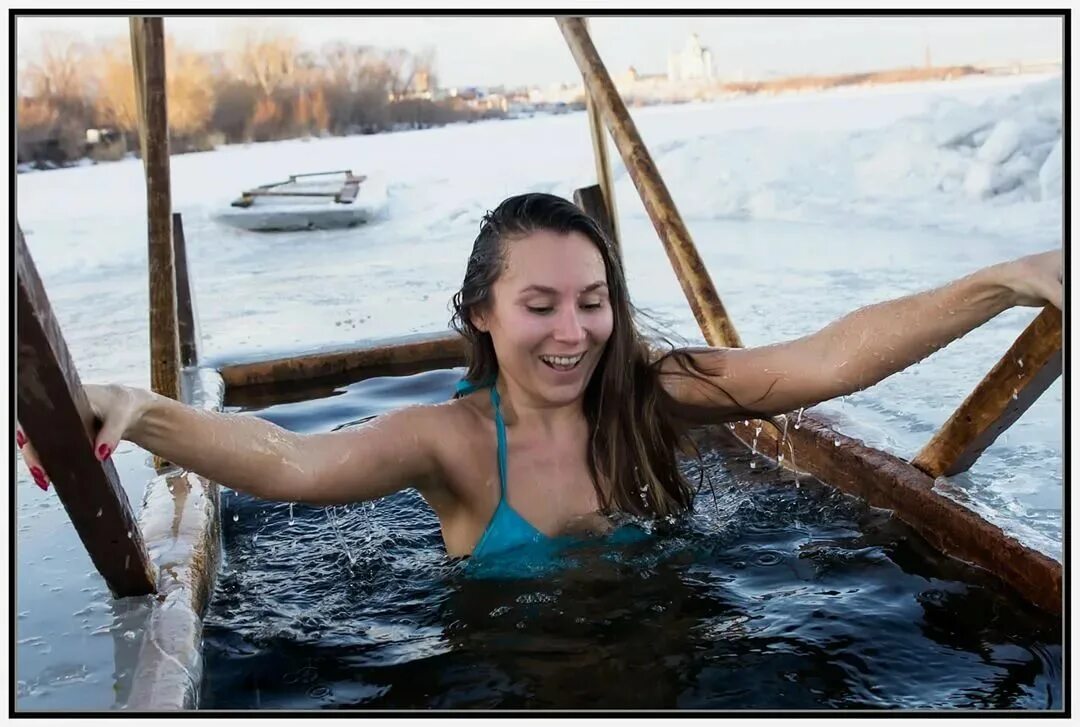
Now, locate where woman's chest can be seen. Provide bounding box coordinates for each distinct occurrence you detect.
[443,427,604,536]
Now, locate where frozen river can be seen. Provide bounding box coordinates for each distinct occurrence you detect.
[15,72,1062,709]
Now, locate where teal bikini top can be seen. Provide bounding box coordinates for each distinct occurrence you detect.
[454,377,651,576]
[455,377,554,560]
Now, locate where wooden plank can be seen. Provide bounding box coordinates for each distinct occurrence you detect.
[556,17,742,349]
[172,213,199,368]
[290,169,353,181]
[16,224,157,597]
[912,306,1063,477]
[130,17,181,406]
[336,181,360,204]
[243,190,341,198]
[573,185,617,250]
[725,413,1061,615]
[581,18,620,253]
[216,331,467,389]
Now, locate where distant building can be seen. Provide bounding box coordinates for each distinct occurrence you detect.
[412,69,433,96]
[667,34,714,81]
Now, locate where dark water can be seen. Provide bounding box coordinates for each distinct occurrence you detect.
[200,369,1062,710]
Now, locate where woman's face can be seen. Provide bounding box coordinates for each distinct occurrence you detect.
[473,229,614,406]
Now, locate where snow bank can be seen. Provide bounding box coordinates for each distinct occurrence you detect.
[861,76,1061,203]
[641,74,1062,241]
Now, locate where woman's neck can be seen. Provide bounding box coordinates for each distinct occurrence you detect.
[495,375,586,436]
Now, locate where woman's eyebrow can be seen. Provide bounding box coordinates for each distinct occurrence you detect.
[519,281,608,295]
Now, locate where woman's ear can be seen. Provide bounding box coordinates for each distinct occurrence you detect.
[469,307,489,333]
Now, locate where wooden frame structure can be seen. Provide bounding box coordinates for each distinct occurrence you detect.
[14,13,1062,712]
[230,170,366,208]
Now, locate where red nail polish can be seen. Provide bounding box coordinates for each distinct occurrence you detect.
[16,431,26,448]
[33,476,49,492]
[97,444,111,460]
[30,466,43,479]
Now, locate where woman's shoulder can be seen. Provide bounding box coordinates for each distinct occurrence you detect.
[403,391,492,454]
[400,392,495,509]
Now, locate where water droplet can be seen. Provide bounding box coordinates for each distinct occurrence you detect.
[288,503,295,525]
[123,630,137,641]
[794,408,804,429]
[778,454,785,463]
[1017,358,1024,368]
[127,531,132,539]
[834,439,841,447]
[1011,390,1018,401]
[96,508,103,518]
[232,513,239,522]
[749,462,757,469]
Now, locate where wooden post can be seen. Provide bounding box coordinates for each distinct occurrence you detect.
[172,213,199,368]
[130,17,181,405]
[556,17,742,349]
[912,306,1063,477]
[16,225,157,597]
[580,18,620,253]
[574,185,617,247]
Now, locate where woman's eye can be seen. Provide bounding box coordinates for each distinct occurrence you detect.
[580,302,603,310]
[527,306,553,314]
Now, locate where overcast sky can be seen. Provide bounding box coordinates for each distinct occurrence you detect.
[15,14,1064,88]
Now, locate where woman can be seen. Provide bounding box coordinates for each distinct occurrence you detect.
[17,193,1062,561]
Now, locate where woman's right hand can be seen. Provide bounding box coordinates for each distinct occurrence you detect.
[16,384,153,491]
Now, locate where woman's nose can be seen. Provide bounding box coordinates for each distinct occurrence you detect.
[552,307,586,343]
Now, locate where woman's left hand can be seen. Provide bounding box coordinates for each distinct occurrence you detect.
[993,249,1063,310]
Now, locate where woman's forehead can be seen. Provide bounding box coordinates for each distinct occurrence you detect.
[500,229,606,284]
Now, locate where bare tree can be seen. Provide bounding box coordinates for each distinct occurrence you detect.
[229,27,299,97]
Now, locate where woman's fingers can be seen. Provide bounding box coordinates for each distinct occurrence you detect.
[1034,250,1063,310]
[1006,250,1063,309]
[16,425,49,491]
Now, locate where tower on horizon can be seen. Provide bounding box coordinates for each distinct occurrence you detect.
[667,33,714,82]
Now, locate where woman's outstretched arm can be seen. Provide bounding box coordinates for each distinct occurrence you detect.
[17,384,447,506]
[662,250,1062,420]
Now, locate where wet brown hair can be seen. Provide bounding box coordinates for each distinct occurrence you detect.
[450,193,746,518]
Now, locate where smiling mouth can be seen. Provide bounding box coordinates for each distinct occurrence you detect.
[539,352,586,371]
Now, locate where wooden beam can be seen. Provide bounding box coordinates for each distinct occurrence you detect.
[16,225,157,597]
[912,306,1063,477]
[172,213,199,368]
[130,17,181,405]
[216,331,467,389]
[557,16,742,348]
[581,18,620,252]
[725,413,1061,615]
[574,185,617,247]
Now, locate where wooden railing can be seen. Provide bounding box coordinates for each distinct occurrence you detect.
[15,226,157,597]
[555,16,1061,614]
